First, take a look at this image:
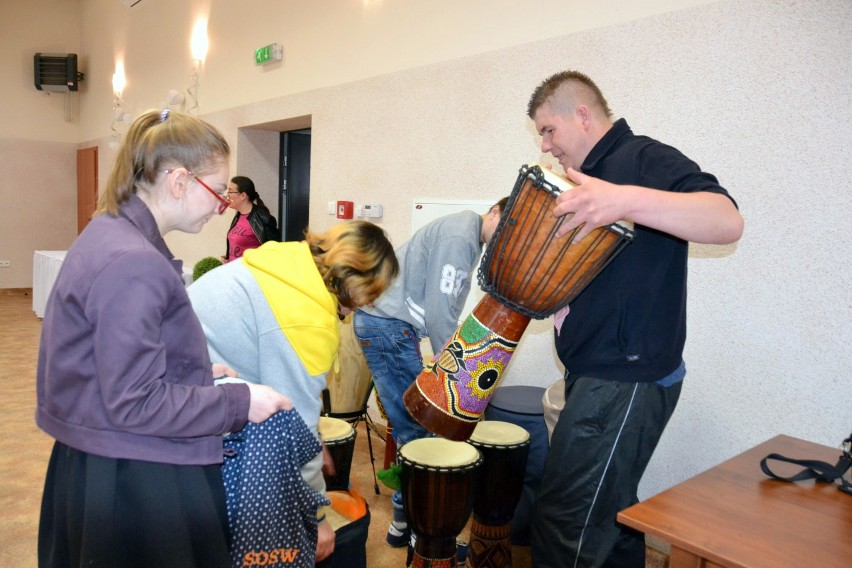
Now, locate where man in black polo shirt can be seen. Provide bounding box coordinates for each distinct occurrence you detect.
[527,71,744,567]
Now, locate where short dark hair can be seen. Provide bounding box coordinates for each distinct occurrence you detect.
[527,70,612,119]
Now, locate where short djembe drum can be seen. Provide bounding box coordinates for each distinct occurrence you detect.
[399,437,483,568]
[465,421,530,568]
[318,416,357,491]
[404,164,635,440]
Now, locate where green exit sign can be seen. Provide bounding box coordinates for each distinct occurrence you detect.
[255,43,283,65]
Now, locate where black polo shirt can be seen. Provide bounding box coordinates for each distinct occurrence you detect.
[556,119,737,382]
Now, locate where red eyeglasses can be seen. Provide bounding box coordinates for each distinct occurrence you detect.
[163,168,230,215]
[190,174,230,215]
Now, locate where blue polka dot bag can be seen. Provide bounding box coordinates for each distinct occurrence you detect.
[223,410,331,568]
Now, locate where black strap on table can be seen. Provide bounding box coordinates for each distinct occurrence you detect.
[760,432,852,495]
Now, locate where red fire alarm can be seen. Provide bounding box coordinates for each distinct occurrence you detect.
[336,200,354,219]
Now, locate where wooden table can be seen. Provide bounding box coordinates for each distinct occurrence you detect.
[618,434,851,568]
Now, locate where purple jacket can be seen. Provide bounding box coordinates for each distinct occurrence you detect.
[36,195,250,465]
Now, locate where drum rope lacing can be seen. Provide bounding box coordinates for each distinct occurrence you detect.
[477,165,634,319]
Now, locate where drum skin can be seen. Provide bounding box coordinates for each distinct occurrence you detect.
[404,164,634,441]
[399,439,482,567]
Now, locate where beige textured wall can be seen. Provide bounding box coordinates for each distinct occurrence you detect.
[0,0,717,287]
[1,0,850,500]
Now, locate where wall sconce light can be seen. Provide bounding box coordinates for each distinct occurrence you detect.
[110,63,131,148]
[187,18,208,115]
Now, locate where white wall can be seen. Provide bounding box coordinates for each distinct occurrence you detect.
[1,0,849,501]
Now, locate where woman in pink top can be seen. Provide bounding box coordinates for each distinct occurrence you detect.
[224,176,279,261]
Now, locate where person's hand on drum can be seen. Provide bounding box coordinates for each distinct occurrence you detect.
[554,168,629,242]
[246,383,293,423]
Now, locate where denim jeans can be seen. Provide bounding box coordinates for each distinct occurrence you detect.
[352,310,431,445]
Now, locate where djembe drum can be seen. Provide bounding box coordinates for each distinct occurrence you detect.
[404,164,635,440]
[318,416,357,491]
[399,438,483,568]
[465,421,530,568]
[324,313,374,420]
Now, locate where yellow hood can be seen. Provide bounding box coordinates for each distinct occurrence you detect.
[243,242,339,376]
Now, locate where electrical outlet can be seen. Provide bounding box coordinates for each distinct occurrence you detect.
[0,260,10,268]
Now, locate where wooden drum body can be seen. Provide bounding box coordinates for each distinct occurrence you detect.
[465,421,530,568]
[404,164,635,441]
[324,314,374,419]
[318,416,357,491]
[399,438,483,568]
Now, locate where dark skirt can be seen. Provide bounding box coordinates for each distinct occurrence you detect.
[39,441,231,568]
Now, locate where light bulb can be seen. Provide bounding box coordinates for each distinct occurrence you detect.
[191,18,208,63]
[112,62,126,97]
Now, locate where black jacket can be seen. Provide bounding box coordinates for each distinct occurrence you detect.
[225,206,279,260]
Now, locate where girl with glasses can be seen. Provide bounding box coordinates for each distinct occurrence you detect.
[36,109,292,568]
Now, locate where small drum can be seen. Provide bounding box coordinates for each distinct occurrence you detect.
[318,416,357,491]
[465,421,530,568]
[399,438,483,568]
[404,164,635,440]
[484,386,549,546]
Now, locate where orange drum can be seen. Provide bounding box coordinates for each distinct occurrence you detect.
[399,438,482,568]
[404,164,635,441]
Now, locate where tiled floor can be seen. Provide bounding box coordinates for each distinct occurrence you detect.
[0,289,668,567]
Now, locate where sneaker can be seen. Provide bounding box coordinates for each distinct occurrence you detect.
[456,538,469,564]
[386,523,411,548]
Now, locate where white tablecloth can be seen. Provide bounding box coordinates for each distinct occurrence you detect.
[33,251,67,318]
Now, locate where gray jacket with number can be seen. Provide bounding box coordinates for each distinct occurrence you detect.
[361,210,483,354]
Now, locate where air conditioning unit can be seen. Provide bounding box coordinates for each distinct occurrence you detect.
[34,53,83,92]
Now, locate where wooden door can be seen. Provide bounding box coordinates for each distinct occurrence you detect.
[76,147,98,234]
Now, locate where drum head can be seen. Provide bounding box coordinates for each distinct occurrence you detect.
[399,437,480,469]
[533,163,574,193]
[469,420,530,447]
[318,416,355,443]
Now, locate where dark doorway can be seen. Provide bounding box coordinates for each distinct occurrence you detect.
[279,129,311,242]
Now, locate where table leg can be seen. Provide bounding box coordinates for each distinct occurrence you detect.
[670,546,725,568]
